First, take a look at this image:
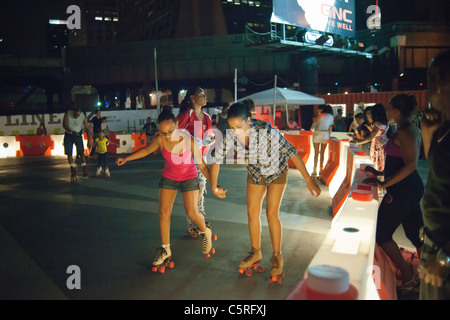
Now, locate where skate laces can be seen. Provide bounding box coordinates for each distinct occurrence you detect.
[154,247,167,262]
[243,249,258,263]
[270,255,280,268]
[201,230,209,250]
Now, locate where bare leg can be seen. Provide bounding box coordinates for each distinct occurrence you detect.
[158,188,178,245]
[246,182,267,250]
[182,190,207,232]
[266,183,287,253]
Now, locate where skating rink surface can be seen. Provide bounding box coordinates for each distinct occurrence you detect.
[0,154,428,300]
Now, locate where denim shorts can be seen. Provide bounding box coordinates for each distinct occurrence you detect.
[159,176,199,192]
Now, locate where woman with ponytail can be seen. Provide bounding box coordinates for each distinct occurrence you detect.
[177,87,215,237]
[363,94,424,294]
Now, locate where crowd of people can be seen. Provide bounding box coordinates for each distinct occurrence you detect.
[55,50,450,298]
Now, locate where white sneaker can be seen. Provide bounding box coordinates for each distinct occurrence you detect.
[96,167,102,176]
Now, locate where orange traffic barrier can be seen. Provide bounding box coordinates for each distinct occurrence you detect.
[15,135,54,157]
[373,244,397,300]
[131,133,147,152]
[331,147,354,217]
[320,138,340,186]
[107,132,121,155]
[284,134,311,168]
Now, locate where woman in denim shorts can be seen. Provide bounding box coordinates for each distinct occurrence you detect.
[116,110,226,271]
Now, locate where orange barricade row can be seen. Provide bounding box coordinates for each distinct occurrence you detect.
[331,147,354,218]
[131,133,147,152]
[107,132,121,155]
[284,133,311,168]
[320,138,340,186]
[15,135,55,157]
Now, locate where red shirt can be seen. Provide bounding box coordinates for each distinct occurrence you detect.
[177,109,213,156]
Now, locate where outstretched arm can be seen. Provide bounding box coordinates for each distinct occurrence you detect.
[116,136,160,166]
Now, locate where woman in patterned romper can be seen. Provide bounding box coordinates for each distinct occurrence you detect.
[359,103,389,171]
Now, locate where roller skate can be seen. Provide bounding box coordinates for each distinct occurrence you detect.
[152,247,174,274]
[105,168,111,179]
[311,167,321,180]
[239,248,263,277]
[96,167,102,177]
[268,252,285,284]
[188,220,212,239]
[70,166,77,182]
[82,166,89,179]
[201,227,216,258]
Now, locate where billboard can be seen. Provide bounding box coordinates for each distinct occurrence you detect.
[271,0,355,38]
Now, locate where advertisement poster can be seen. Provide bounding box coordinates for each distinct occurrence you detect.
[271,0,355,38]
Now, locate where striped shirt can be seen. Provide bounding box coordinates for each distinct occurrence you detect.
[214,118,298,185]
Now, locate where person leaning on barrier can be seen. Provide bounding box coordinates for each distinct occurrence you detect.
[418,49,450,300]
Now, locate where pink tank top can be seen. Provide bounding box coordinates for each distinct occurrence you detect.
[160,136,198,181]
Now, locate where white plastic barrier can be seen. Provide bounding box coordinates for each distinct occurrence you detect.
[288,144,383,300]
[115,134,135,154]
[0,136,21,158]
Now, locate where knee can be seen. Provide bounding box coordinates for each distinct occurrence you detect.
[159,208,172,219]
[266,210,280,223]
[185,209,199,221]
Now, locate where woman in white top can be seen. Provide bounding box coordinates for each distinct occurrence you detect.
[311,104,334,177]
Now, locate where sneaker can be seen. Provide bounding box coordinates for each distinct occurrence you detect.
[105,169,111,178]
[239,248,262,269]
[96,167,102,176]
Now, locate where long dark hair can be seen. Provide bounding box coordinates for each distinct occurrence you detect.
[227,102,251,121]
[371,103,388,125]
[179,86,203,113]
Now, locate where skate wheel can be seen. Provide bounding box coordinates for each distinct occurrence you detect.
[245,269,253,277]
[239,268,245,275]
[152,266,157,272]
[168,261,175,269]
[159,266,166,274]
[212,234,218,241]
[257,266,264,273]
[205,254,211,259]
[210,248,215,254]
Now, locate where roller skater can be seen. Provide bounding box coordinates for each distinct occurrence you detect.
[116,110,226,268]
[311,105,334,181]
[177,86,216,238]
[63,105,91,182]
[211,103,320,283]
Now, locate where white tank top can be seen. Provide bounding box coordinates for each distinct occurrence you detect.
[67,110,85,133]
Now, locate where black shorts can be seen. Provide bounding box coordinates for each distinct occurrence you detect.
[64,132,85,156]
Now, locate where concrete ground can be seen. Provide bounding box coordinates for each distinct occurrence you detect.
[0,154,428,300]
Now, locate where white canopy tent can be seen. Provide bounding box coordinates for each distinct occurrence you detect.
[236,87,325,127]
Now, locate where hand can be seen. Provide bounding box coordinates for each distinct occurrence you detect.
[307,179,321,197]
[116,158,127,166]
[362,177,383,186]
[212,186,227,199]
[364,165,379,176]
[421,108,445,138]
[419,256,450,287]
